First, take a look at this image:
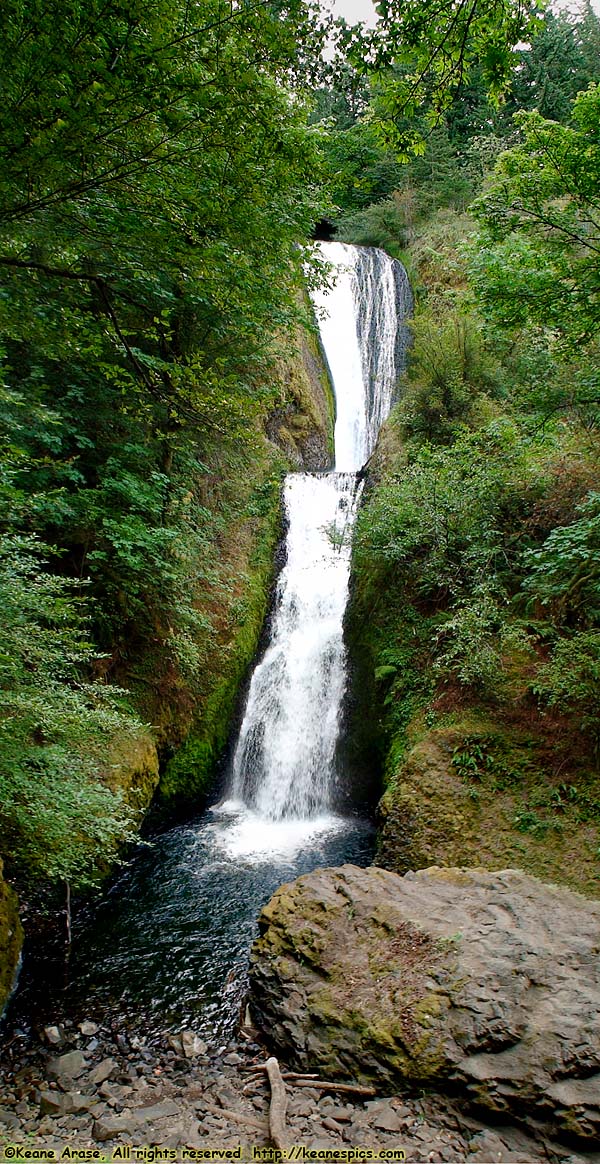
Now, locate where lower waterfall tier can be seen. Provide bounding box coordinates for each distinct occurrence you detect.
[229,472,361,821]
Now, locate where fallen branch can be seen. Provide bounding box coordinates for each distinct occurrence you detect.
[201,1100,266,1133]
[243,1066,321,1081]
[291,1079,377,1097]
[241,1064,376,1097]
[266,1056,290,1152]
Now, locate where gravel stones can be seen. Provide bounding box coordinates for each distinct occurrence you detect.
[43,1025,65,1047]
[168,1031,208,1059]
[87,1057,118,1085]
[92,1113,137,1141]
[0,1006,597,1162]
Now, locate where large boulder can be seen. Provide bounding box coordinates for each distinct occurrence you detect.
[249,864,600,1142]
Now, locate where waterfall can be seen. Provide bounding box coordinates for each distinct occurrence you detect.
[312,242,412,471]
[60,244,412,1038]
[220,242,412,854]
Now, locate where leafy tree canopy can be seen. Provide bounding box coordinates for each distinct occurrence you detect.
[0,0,327,884]
[470,83,600,346]
[336,0,543,155]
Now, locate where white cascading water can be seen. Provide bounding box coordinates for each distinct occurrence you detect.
[214,241,412,857]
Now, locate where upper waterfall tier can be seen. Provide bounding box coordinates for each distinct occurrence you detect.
[310,242,413,472]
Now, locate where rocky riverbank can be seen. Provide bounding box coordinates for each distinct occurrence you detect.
[0,1014,597,1163]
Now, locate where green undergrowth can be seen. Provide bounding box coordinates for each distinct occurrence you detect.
[347,411,600,896]
[346,185,600,896]
[156,450,285,809]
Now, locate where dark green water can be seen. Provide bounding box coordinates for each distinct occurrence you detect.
[65,802,374,1041]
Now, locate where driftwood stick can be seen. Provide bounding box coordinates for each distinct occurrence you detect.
[266,1056,290,1151]
[242,1066,319,1081]
[242,1077,267,1094]
[240,1063,376,1097]
[201,1100,266,1132]
[282,1072,319,1081]
[291,1079,377,1097]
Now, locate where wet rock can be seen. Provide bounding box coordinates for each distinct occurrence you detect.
[466,1129,538,1162]
[46,1051,87,1083]
[43,1026,65,1047]
[169,1031,208,1059]
[39,1092,70,1117]
[78,1021,99,1037]
[99,1081,122,1100]
[288,1095,315,1118]
[0,1105,19,1129]
[39,1091,98,1118]
[371,1104,406,1133]
[93,1113,137,1141]
[250,864,600,1142]
[132,1098,179,1124]
[88,1057,118,1085]
[184,1083,205,1102]
[326,1106,353,1124]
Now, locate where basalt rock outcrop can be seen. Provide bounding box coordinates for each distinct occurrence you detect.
[249,864,600,1143]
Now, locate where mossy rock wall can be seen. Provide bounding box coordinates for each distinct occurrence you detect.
[156,320,335,811]
[102,729,160,817]
[158,481,282,808]
[378,719,600,897]
[266,312,335,471]
[0,857,23,1015]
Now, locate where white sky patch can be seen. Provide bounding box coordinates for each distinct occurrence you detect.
[324,0,378,27]
[323,0,600,29]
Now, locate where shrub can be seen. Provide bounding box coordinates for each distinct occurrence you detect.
[395,304,501,445]
[0,534,140,885]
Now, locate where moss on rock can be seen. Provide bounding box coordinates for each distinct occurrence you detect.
[0,858,23,1014]
[377,718,600,897]
[250,863,600,1141]
[102,729,160,816]
[266,311,335,470]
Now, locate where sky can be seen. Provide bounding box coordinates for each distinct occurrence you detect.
[325,0,600,24]
[326,0,378,27]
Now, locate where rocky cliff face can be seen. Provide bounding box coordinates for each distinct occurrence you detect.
[250,863,600,1143]
[0,858,23,1015]
[265,326,334,472]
